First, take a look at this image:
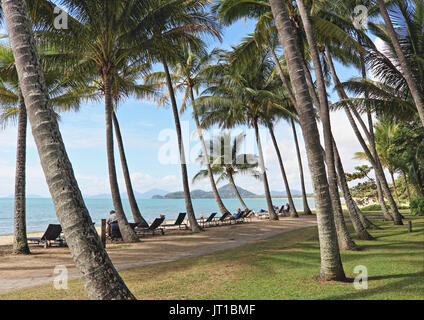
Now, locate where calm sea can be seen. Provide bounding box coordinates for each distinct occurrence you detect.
[0,197,315,235]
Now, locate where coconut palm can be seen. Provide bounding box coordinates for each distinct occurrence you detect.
[353,119,403,204]
[193,132,261,212]
[40,0,164,242]
[142,0,222,232]
[296,0,356,250]
[197,45,284,220]
[96,57,157,228]
[2,0,135,299]
[318,0,405,225]
[376,0,424,126]
[260,88,299,217]
[290,118,313,215]
[0,44,93,254]
[145,48,231,217]
[269,0,346,281]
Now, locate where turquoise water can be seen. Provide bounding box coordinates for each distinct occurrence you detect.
[0,197,315,235]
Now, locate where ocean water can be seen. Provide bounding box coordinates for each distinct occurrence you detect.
[0,197,315,236]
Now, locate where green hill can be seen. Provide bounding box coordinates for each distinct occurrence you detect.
[163,184,257,199]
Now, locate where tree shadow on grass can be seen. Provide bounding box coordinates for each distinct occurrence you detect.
[325,270,424,300]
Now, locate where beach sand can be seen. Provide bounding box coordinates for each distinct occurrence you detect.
[0,215,317,295]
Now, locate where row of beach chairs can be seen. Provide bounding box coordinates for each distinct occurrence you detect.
[27,210,253,247]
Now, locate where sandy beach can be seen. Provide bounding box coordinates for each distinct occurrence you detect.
[0,216,317,295]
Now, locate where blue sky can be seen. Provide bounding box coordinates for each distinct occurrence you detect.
[0,17,372,198]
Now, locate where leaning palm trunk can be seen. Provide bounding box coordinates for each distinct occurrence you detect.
[297,0,356,250]
[376,177,393,221]
[268,125,298,217]
[3,0,135,299]
[269,0,345,281]
[324,49,402,225]
[13,91,30,254]
[290,118,312,215]
[112,111,149,228]
[333,141,374,240]
[389,170,401,205]
[103,74,139,243]
[269,44,311,217]
[355,201,381,230]
[376,0,424,126]
[227,170,249,212]
[253,120,278,220]
[402,170,411,203]
[162,59,201,232]
[189,87,230,216]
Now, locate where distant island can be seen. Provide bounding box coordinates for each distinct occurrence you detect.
[160,184,303,199]
[77,185,306,200]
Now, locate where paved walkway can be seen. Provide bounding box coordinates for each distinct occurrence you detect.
[0,216,317,295]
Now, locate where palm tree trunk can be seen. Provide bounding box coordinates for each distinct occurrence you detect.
[333,140,374,240]
[189,86,230,216]
[402,170,411,203]
[376,0,424,126]
[296,0,356,250]
[269,44,310,217]
[162,59,201,232]
[227,170,249,212]
[367,113,402,223]
[112,111,148,228]
[268,125,298,217]
[376,176,393,220]
[390,170,401,205]
[13,90,30,254]
[103,73,139,243]
[269,0,345,281]
[253,120,278,220]
[354,200,381,230]
[3,0,135,299]
[324,48,402,225]
[290,118,312,215]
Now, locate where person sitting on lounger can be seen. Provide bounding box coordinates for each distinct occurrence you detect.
[106,210,119,238]
[282,203,290,215]
[232,208,242,219]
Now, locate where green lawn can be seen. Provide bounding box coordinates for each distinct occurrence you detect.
[1,215,423,300]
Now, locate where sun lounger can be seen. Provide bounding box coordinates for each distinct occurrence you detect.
[243,210,253,222]
[27,224,65,248]
[215,212,232,226]
[200,212,217,227]
[135,217,165,236]
[162,212,188,230]
[232,211,247,224]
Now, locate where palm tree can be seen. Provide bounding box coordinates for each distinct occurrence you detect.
[197,45,283,220]
[376,0,424,126]
[0,44,91,254]
[145,48,231,217]
[101,57,157,228]
[261,96,299,217]
[41,0,170,242]
[290,118,312,215]
[142,0,222,232]
[316,0,406,225]
[296,0,356,250]
[193,132,261,212]
[2,0,135,299]
[269,0,346,281]
[325,48,401,223]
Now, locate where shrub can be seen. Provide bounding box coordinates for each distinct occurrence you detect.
[361,203,410,211]
[410,198,424,216]
[362,204,383,211]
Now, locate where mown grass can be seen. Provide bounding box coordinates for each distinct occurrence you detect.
[1,215,423,300]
